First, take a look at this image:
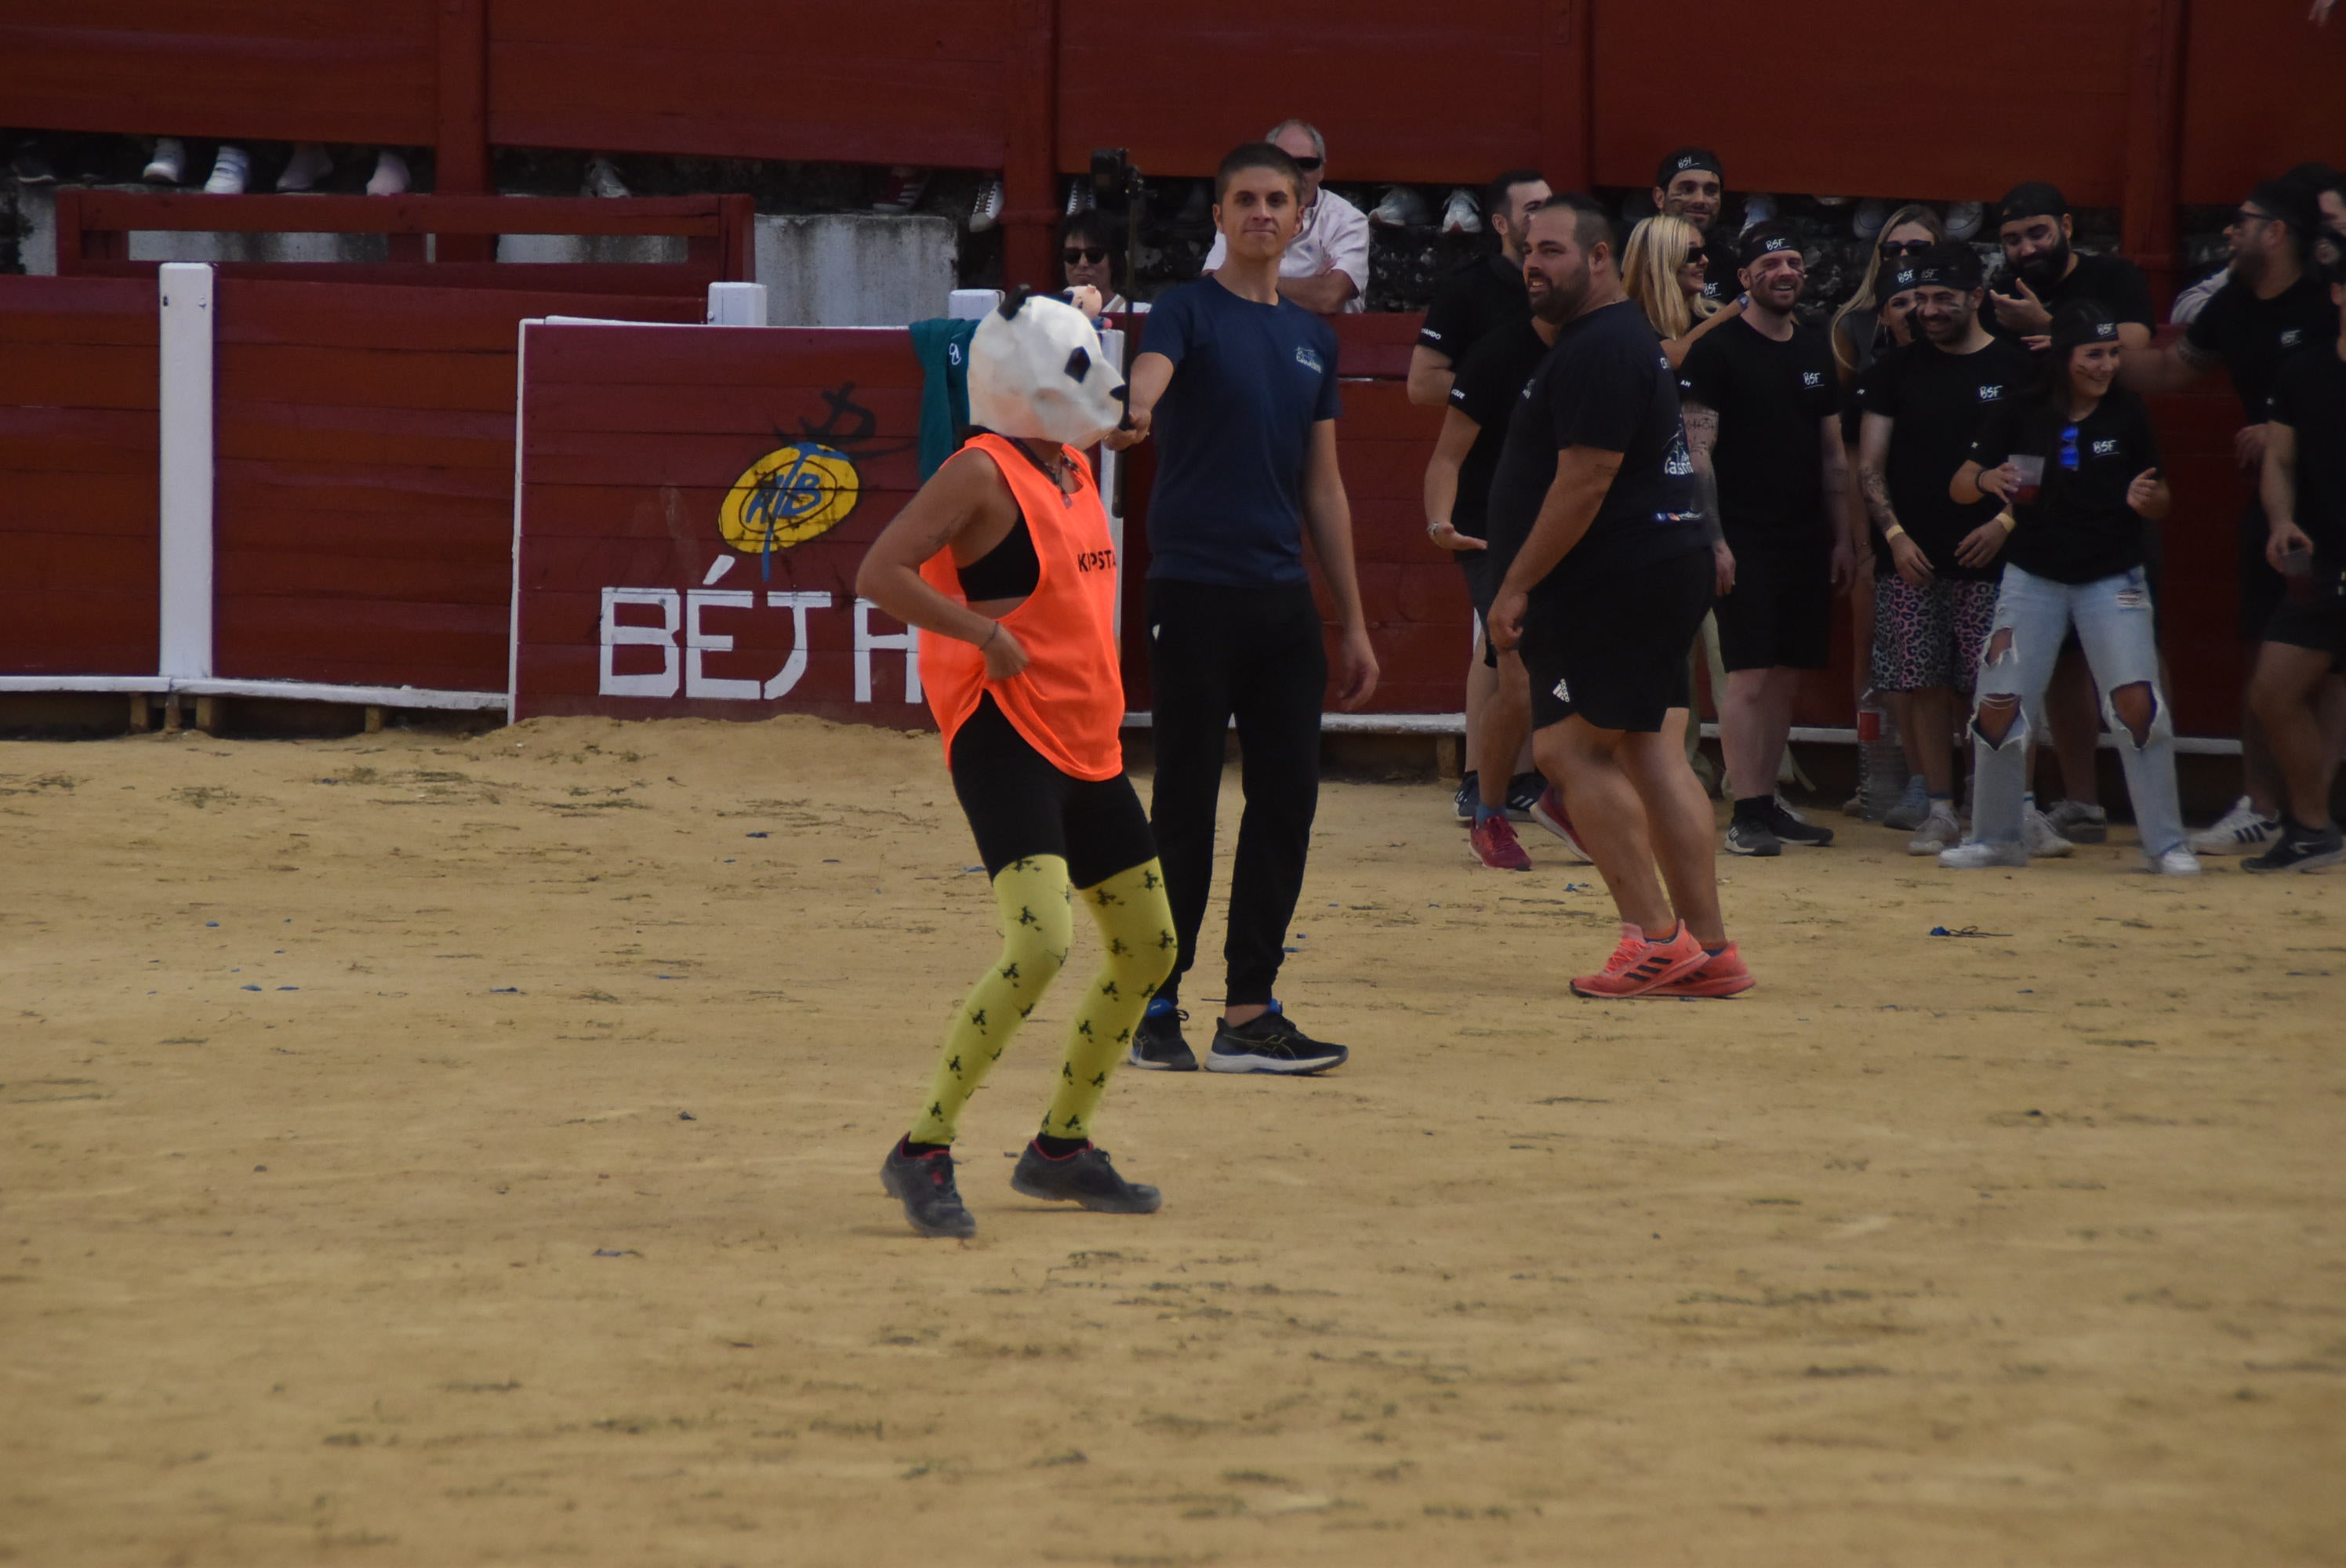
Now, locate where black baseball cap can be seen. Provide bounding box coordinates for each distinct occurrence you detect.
[1738,222,1799,269]
[1657,147,1723,189]
[1999,181,2068,226]
[2248,176,2317,234]
[1882,263,1922,299]
[2048,299,2119,354]
[1913,242,1983,291]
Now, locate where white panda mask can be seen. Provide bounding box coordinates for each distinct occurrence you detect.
[966,290,1129,450]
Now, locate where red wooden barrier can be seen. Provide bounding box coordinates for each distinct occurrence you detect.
[2179,1,2346,207]
[213,280,700,693]
[0,276,159,677]
[53,191,754,295]
[512,323,935,721]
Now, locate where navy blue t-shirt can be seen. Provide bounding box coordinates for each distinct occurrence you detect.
[1139,278,1343,587]
[1483,299,1706,601]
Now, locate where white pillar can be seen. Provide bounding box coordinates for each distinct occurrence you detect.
[705,281,768,327]
[157,262,215,681]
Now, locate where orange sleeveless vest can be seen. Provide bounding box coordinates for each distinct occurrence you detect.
[917,434,1125,782]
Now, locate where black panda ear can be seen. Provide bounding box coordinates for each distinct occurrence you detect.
[1063,346,1091,380]
[997,285,1031,321]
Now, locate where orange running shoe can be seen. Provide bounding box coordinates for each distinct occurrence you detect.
[1646,942,1755,999]
[1570,921,1709,999]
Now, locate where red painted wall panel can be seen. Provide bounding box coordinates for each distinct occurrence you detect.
[2178,2,2346,207]
[209,278,699,693]
[0,2,437,148]
[0,277,159,677]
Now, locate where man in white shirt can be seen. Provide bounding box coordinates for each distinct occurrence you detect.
[1201,119,1369,314]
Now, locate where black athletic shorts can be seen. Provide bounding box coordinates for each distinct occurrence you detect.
[1714,530,1832,672]
[950,696,1155,887]
[2238,498,2287,642]
[1522,546,1713,732]
[2264,590,2346,671]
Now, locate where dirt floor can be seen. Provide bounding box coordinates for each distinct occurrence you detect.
[2,713,2341,1567]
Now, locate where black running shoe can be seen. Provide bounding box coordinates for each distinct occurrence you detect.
[1452,771,1479,822]
[881,1138,976,1239]
[1769,800,1835,847]
[1011,1141,1162,1213]
[1504,771,1543,821]
[1723,815,1781,857]
[1128,1006,1197,1071]
[1206,1007,1348,1075]
[2243,821,2345,874]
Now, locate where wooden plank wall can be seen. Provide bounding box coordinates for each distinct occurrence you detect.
[212,280,699,692]
[513,324,932,720]
[0,277,159,677]
[2180,1,2346,205]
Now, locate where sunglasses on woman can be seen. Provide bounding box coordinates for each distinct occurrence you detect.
[1682,246,1708,265]
[1879,238,1933,257]
[1063,246,1108,265]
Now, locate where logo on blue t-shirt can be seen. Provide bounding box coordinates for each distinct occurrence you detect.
[1295,346,1324,374]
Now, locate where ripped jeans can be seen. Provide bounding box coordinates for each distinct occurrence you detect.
[1969,563,2186,856]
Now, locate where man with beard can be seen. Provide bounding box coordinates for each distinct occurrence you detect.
[1483,197,1745,999]
[2129,176,2344,855]
[1409,168,1552,829]
[1854,244,2037,853]
[1647,147,1733,304]
[1679,223,1862,856]
[1986,182,2156,350]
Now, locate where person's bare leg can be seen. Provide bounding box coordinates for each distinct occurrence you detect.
[1463,628,1494,794]
[1720,667,1776,804]
[1892,688,1927,777]
[2240,656,2283,818]
[2043,644,2101,806]
[1537,720,1670,934]
[1908,686,1956,797]
[1615,712,1726,946]
[1476,649,1532,809]
[2251,643,2341,827]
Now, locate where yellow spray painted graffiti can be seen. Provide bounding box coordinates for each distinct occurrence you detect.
[718,443,860,561]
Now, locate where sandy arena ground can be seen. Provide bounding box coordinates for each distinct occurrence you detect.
[2,714,2341,1566]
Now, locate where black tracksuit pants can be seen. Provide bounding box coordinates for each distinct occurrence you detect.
[1145,578,1327,1010]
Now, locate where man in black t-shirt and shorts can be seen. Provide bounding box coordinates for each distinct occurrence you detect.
[1680,223,1861,856]
[1411,168,1552,826]
[1854,244,2036,854]
[2244,253,2346,873]
[2130,174,2345,857]
[1484,197,1748,1000]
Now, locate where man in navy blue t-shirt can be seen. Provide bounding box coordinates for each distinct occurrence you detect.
[1484,197,1750,1000]
[1113,140,1379,1078]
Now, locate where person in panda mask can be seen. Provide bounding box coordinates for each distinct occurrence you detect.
[855,289,1174,1240]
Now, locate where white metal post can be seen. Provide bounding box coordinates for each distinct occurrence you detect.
[705,281,768,326]
[157,262,216,681]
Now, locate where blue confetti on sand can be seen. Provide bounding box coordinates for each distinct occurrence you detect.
[240,984,261,992]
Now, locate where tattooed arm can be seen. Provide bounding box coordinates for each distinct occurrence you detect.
[1858,411,1930,586]
[1683,401,1735,595]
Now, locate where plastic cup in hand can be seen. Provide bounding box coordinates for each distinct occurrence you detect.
[2009,456,2045,506]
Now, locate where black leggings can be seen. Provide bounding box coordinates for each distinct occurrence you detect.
[1145,578,1327,1009]
[950,695,1154,889]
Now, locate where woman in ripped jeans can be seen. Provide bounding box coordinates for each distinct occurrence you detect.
[1939,300,2199,875]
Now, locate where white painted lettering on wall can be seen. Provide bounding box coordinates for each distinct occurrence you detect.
[596,585,921,704]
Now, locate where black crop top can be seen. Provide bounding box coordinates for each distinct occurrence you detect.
[956,510,1040,600]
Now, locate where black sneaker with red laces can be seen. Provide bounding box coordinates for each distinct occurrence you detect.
[881,1137,976,1238]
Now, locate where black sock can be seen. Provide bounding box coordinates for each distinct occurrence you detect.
[902,1138,948,1157]
[1734,794,1774,824]
[1034,1132,1087,1158]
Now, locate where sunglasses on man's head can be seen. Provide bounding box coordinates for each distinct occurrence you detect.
[2232,206,2277,229]
[1064,247,1108,264]
[1291,156,1324,172]
[1879,238,1933,257]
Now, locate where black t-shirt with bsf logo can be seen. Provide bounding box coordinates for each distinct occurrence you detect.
[1418,253,1529,365]
[2271,343,2346,563]
[2184,271,2341,423]
[1854,335,2038,582]
[1969,388,2163,585]
[1447,317,1551,534]
[1678,314,1841,546]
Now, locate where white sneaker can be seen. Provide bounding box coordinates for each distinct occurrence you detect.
[203,144,249,195]
[2043,798,2108,843]
[1940,840,2028,869]
[143,136,185,185]
[2024,808,2074,858]
[1907,801,1962,855]
[276,141,332,192]
[365,149,409,197]
[584,154,630,199]
[1882,775,1930,832]
[1945,201,1985,241]
[968,176,1003,232]
[2189,795,2282,855]
[1440,188,1481,234]
[2144,846,2202,876]
[1061,178,1094,217]
[1370,186,1429,228]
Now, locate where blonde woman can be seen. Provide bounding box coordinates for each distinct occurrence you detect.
[1832,203,1947,385]
[1624,215,1743,368]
